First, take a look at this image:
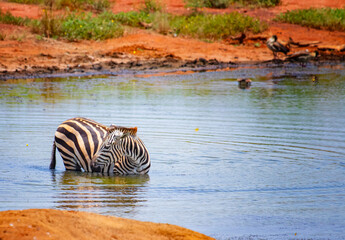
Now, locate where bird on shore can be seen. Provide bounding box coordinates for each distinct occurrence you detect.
[266,35,290,60]
[286,50,319,66]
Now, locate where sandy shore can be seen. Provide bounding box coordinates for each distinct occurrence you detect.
[0,209,214,240]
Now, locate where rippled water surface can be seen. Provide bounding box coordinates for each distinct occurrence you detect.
[1,64,345,239]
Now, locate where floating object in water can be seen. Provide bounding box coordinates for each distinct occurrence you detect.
[195,128,199,132]
[237,78,252,89]
[312,75,318,84]
[286,50,319,66]
[266,35,290,60]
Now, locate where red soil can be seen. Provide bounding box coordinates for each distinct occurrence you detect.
[0,0,345,77]
[0,209,214,240]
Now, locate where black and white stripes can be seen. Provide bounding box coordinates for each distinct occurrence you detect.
[50,117,150,175]
[91,130,151,174]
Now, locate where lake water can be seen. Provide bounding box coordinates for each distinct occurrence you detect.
[1,64,345,239]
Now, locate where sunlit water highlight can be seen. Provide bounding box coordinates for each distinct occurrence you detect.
[1,64,345,239]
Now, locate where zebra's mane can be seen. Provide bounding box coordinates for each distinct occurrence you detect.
[108,125,138,136]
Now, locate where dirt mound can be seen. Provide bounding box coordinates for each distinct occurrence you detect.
[0,209,214,240]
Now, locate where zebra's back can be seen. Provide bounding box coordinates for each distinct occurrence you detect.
[54,117,108,172]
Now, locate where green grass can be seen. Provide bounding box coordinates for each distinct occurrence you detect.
[275,7,345,31]
[170,12,267,39]
[5,0,44,4]
[31,11,124,40]
[140,0,163,13]
[101,11,153,27]
[104,10,267,40]
[6,0,110,12]
[0,9,30,26]
[184,0,281,9]
[55,0,110,12]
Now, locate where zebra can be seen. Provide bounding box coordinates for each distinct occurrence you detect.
[50,117,150,175]
[91,129,151,175]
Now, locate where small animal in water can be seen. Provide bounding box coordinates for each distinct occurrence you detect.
[237,78,252,89]
[286,50,319,66]
[266,35,290,59]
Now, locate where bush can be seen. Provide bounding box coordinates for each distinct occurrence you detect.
[105,10,267,40]
[31,11,124,40]
[275,8,345,31]
[170,12,267,39]
[55,0,110,12]
[0,9,30,26]
[101,11,153,27]
[5,0,44,4]
[184,0,280,9]
[30,9,62,38]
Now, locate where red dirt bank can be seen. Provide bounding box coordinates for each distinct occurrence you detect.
[0,0,345,79]
[0,209,214,240]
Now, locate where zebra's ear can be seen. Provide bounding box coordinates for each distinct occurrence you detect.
[108,125,137,136]
[131,127,138,136]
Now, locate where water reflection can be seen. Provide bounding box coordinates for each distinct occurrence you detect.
[51,171,149,213]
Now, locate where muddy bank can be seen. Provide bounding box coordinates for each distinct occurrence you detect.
[0,209,214,240]
[1,52,344,80]
[1,0,345,80]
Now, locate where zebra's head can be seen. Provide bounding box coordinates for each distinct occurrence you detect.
[91,128,150,174]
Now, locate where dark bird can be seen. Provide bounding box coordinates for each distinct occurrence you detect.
[286,50,319,66]
[237,78,252,89]
[266,35,290,59]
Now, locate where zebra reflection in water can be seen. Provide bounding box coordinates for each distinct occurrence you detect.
[50,117,150,175]
[50,171,149,213]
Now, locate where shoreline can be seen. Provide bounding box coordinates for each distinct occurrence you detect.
[1,0,345,80]
[1,52,345,80]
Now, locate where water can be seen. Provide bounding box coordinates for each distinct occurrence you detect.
[1,64,345,239]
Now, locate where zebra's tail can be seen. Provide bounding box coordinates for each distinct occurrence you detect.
[50,141,56,169]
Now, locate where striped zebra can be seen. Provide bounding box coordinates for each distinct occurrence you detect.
[50,117,150,175]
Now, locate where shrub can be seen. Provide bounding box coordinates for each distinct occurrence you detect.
[30,9,63,38]
[5,0,44,4]
[0,9,30,26]
[101,11,153,27]
[184,0,280,9]
[55,0,110,12]
[275,8,345,31]
[140,0,163,13]
[31,11,124,40]
[170,12,267,39]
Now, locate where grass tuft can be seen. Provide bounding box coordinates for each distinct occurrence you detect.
[5,0,44,4]
[140,0,163,13]
[55,0,110,12]
[31,11,124,40]
[0,9,30,26]
[6,0,110,12]
[275,8,345,31]
[184,0,280,9]
[105,10,267,40]
[170,12,267,39]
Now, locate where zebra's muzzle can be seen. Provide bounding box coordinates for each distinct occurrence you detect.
[91,162,103,173]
